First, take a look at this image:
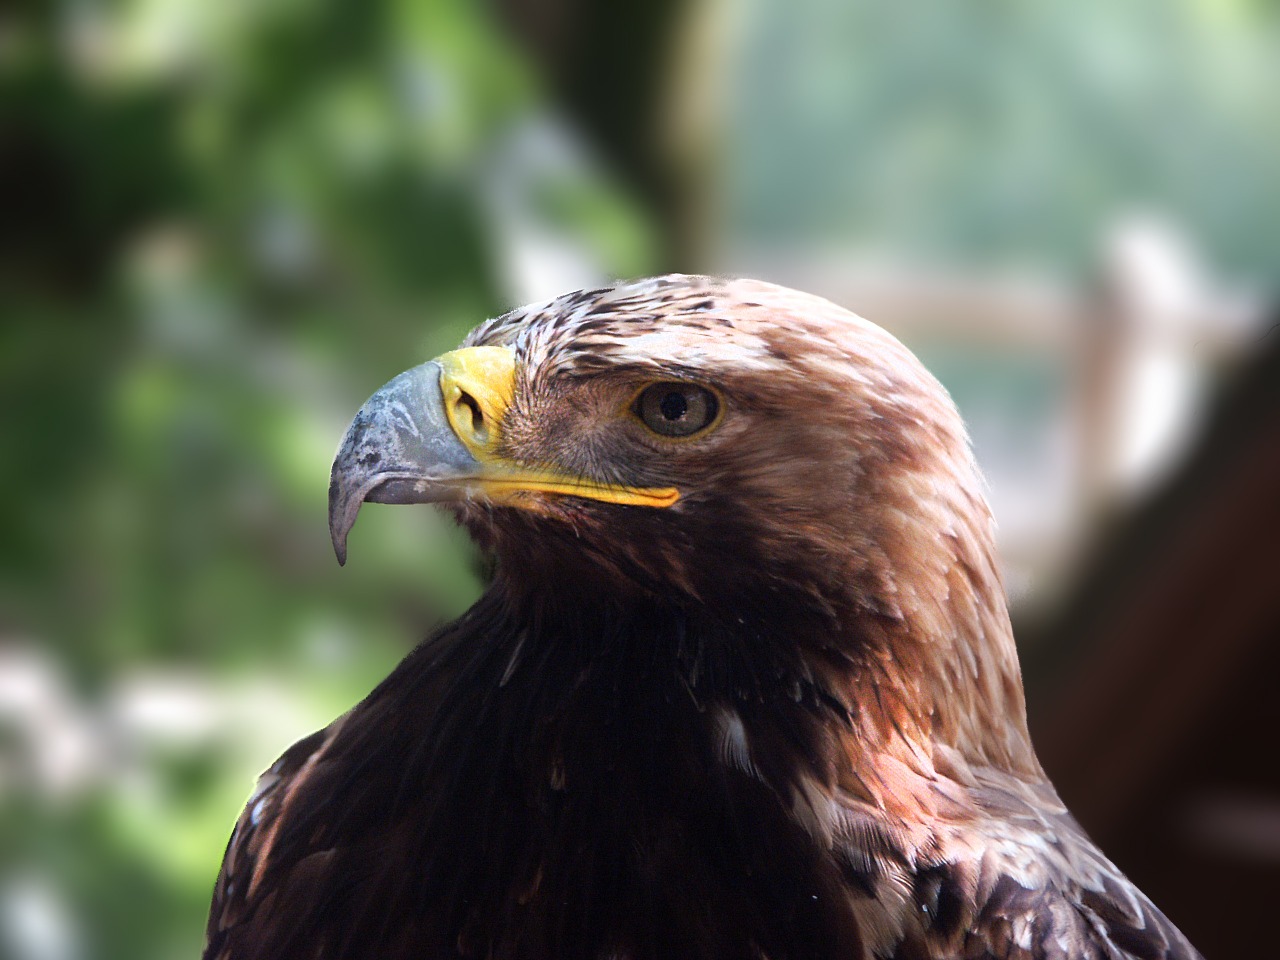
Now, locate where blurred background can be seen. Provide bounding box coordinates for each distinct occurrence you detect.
[1,0,1277,956]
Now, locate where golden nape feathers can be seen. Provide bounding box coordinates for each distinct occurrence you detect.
[207,275,1201,960]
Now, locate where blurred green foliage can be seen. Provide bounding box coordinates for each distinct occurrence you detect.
[1,2,654,958]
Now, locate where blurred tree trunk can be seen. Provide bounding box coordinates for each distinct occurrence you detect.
[493,0,719,271]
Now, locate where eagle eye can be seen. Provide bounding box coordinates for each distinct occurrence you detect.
[635,382,719,438]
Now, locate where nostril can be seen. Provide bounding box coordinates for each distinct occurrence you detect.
[456,390,485,437]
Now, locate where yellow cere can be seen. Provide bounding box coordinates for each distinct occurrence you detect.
[437,346,519,458]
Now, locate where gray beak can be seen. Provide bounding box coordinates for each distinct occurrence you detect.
[327,361,480,565]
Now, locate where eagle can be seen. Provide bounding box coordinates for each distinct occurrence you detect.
[205,275,1201,960]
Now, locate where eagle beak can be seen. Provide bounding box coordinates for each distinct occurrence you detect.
[328,346,678,565]
[327,352,486,566]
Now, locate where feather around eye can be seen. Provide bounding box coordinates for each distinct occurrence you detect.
[634,382,720,438]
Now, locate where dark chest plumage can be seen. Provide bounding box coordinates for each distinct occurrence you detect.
[208,592,869,960]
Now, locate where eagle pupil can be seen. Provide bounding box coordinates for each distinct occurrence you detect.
[660,391,688,421]
[635,381,718,437]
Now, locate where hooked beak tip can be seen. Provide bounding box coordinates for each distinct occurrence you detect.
[328,475,352,566]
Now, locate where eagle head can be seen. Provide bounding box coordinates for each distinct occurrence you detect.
[334,276,980,606]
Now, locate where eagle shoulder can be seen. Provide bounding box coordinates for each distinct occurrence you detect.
[915,861,1200,960]
[203,717,346,960]
[877,773,1201,960]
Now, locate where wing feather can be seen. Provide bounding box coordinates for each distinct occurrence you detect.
[204,721,344,959]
